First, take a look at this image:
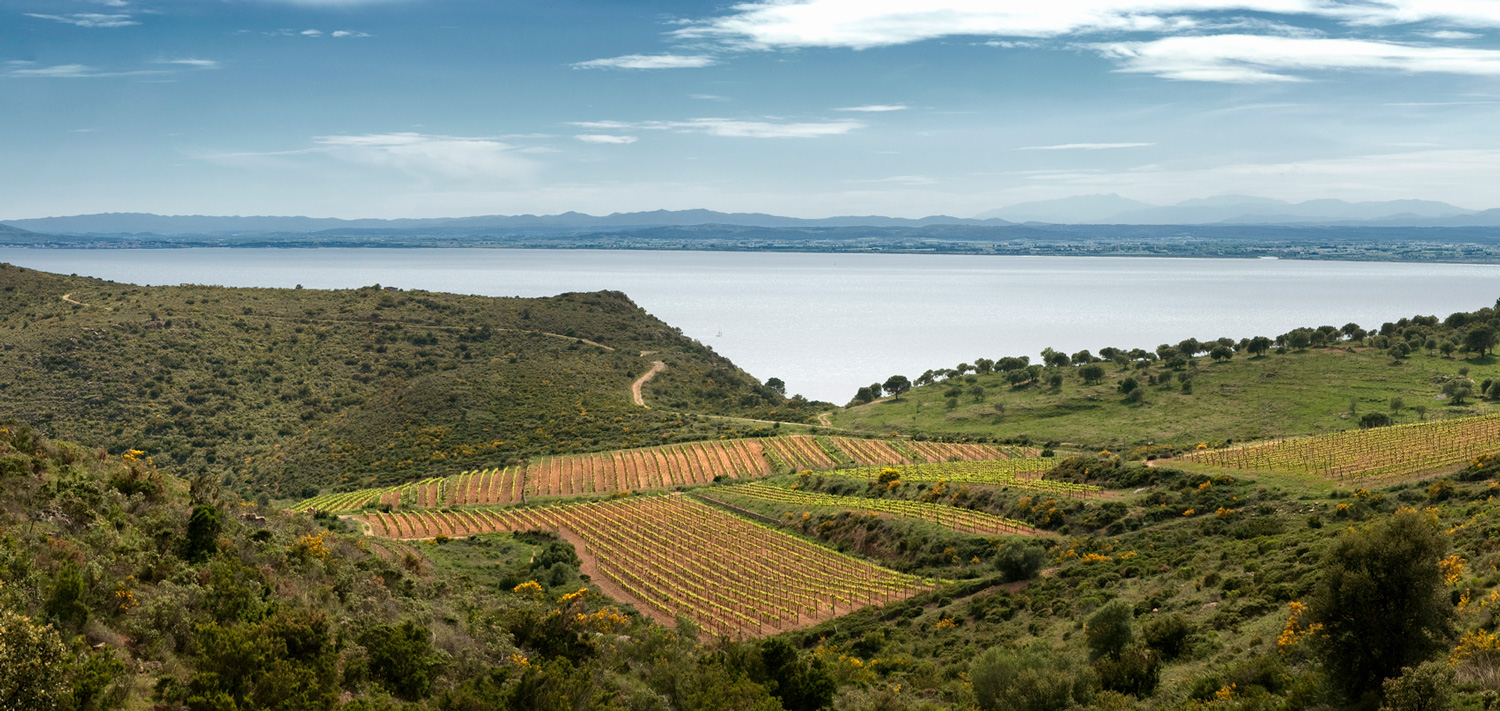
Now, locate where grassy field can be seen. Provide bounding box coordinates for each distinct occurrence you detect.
[0,263,824,496]
[830,346,1499,451]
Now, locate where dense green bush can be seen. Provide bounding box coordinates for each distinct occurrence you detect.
[970,645,1094,711]
[358,620,444,701]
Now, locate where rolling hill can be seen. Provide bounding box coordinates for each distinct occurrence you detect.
[0,263,821,497]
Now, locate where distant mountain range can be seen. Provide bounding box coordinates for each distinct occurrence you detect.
[0,210,1012,237]
[977,194,1500,226]
[6,196,1500,239]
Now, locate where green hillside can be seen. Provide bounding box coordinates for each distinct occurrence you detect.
[832,306,1500,451]
[0,264,820,496]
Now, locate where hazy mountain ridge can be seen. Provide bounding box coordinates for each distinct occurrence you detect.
[980,194,1490,226]
[8,195,1500,239]
[1,210,1014,237]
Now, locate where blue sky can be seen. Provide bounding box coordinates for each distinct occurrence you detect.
[4,0,1500,219]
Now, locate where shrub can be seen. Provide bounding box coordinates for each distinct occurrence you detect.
[1093,645,1160,697]
[970,645,1093,711]
[1379,662,1453,711]
[184,505,221,563]
[1085,600,1135,661]
[0,607,69,711]
[44,563,90,632]
[1141,613,1193,661]
[358,620,444,701]
[994,540,1046,583]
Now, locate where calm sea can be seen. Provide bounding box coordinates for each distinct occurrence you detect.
[4,248,1498,403]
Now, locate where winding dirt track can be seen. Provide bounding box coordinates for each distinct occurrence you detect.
[632,361,667,407]
[60,293,110,310]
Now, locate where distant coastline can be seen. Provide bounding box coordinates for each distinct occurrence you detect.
[5,229,1500,264]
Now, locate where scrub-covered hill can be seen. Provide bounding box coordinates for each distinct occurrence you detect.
[0,263,820,496]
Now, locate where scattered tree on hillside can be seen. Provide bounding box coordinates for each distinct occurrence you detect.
[1247,336,1273,357]
[1287,330,1312,350]
[1464,326,1497,357]
[1309,511,1453,702]
[765,378,785,395]
[1210,345,1233,362]
[1080,365,1105,384]
[883,375,911,401]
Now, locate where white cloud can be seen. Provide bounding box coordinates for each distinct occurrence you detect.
[845,175,937,185]
[1017,142,1155,150]
[155,58,220,69]
[570,117,864,138]
[331,30,372,38]
[4,63,101,78]
[575,134,639,144]
[301,29,323,37]
[835,104,908,112]
[25,13,138,28]
[310,133,538,180]
[689,93,729,100]
[674,1,1500,51]
[1424,30,1483,39]
[673,1,1333,49]
[1095,34,1500,82]
[572,54,717,69]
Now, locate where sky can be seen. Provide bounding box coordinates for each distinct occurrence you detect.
[3,0,1500,219]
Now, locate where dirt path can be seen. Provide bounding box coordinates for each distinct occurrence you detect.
[60,293,110,310]
[553,526,679,628]
[817,412,833,427]
[632,360,666,407]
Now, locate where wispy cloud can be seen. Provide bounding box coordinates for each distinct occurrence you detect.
[261,29,368,38]
[1095,35,1500,82]
[835,104,908,112]
[689,93,729,100]
[1424,30,1483,40]
[312,133,538,179]
[25,13,138,28]
[155,58,220,69]
[210,133,540,180]
[1017,142,1155,150]
[575,134,638,144]
[0,60,215,79]
[572,54,717,69]
[845,175,937,185]
[570,117,864,138]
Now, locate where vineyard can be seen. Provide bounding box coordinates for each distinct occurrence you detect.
[824,460,1100,498]
[1175,414,1500,480]
[294,435,1028,513]
[716,482,1045,536]
[351,495,933,637]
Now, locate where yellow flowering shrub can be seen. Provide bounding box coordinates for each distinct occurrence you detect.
[513,580,543,597]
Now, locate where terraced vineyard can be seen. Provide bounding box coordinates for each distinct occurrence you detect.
[716,482,1044,535]
[294,435,1026,513]
[1176,414,1500,481]
[351,495,933,637]
[826,460,1099,498]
